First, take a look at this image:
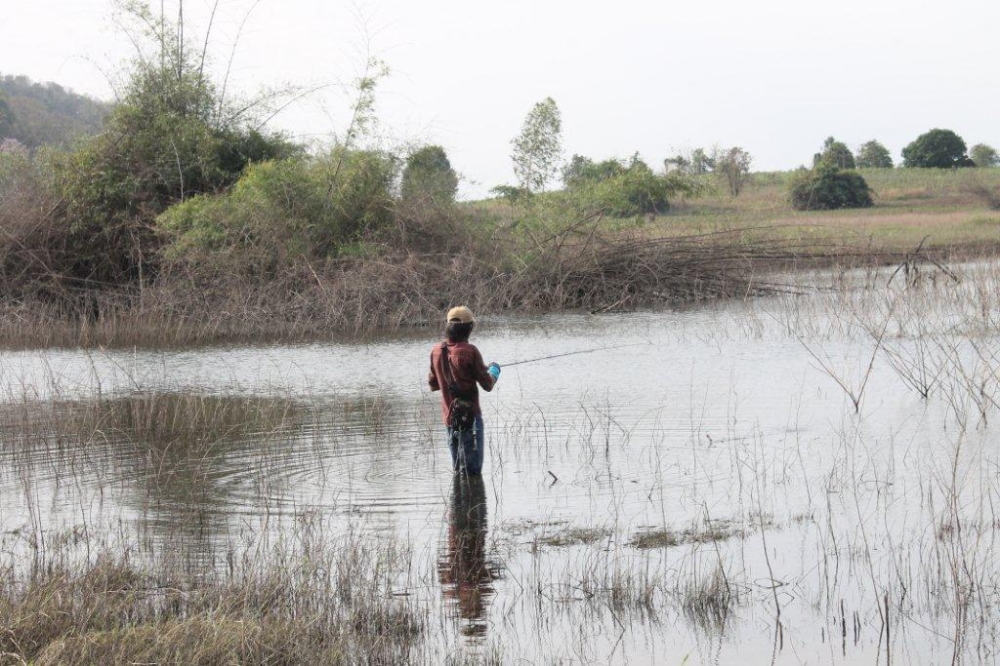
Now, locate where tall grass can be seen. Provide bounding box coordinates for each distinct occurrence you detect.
[0,518,423,665]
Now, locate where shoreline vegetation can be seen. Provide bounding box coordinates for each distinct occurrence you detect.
[2,166,999,349]
[1,5,999,349]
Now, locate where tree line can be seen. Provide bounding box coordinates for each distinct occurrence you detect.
[0,74,111,150]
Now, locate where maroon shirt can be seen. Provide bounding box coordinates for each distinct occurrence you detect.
[428,340,496,426]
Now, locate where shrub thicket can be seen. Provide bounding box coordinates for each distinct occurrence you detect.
[789,165,873,210]
[0,4,296,297]
[563,154,697,217]
[158,149,397,272]
[50,64,294,285]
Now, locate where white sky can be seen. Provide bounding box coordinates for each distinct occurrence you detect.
[2,0,999,199]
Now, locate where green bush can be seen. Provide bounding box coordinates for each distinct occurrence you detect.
[563,155,698,217]
[789,165,873,210]
[583,166,673,216]
[562,155,626,188]
[158,149,397,271]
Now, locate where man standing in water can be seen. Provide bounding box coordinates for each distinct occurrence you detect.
[428,306,500,475]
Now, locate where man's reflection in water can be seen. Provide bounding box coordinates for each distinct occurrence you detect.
[439,474,503,638]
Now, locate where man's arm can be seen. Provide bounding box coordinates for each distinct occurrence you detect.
[428,348,440,392]
[472,347,496,391]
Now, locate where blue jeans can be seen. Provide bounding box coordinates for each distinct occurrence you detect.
[448,414,485,475]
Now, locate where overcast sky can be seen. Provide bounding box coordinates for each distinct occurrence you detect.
[3,0,999,198]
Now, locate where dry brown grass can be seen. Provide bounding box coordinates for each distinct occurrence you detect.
[0,535,423,665]
[0,228,835,347]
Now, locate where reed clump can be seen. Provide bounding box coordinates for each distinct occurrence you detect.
[0,536,423,665]
[678,562,736,631]
[537,526,610,548]
[0,392,297,456]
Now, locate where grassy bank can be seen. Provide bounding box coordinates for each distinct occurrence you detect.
[660,167,1000,252]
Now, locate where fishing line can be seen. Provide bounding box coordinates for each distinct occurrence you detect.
[500,342,649,368]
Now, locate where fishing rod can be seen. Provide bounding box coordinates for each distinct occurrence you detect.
[500,342,648,368]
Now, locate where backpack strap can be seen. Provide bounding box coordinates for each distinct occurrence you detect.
[440,342,474,401]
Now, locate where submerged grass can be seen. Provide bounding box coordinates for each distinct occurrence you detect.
[629,522,743,550]
[536,526,611,548]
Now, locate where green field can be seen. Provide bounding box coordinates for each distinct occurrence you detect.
[653,167,1000,254]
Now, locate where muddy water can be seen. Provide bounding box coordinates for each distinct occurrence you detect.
[1,265,999,664]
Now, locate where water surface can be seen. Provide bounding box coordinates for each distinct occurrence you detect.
[1,264,998,664]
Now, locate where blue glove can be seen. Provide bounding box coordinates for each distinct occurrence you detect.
[488,362,501,381]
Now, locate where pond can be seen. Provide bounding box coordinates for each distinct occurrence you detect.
[1,261,998,664]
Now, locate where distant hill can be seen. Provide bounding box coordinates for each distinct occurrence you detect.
[0,74,111,149]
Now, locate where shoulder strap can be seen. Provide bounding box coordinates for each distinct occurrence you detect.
[440,342,473,400]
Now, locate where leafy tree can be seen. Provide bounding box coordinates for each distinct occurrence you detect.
[400,145,458,204]
[664,148,714,175]
[716,147,753,197]
[511,97,562,193]
[789,164,873,210]
[813,137,855,169]
[902,129,973,168]
[0,92,13,138]
[970,143,999,168]
[855,140,893,168]
[663,154,689,173]
[489,184,531,205]
[689,148,715,174]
